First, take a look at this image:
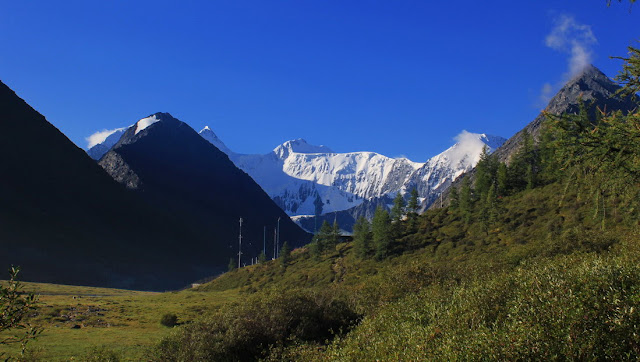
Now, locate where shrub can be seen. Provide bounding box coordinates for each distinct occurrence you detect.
[327,253,640,360]
[149,289,360,361]
[84,346,121,361]
[160,313,178,328]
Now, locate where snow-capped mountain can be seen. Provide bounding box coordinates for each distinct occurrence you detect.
[87,120,505,220]
[403,132,506,206]
[197,128,506,217]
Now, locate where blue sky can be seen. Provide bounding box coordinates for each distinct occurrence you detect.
[1,1,638,161]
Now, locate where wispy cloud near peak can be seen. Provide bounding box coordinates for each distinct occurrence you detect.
[537,14,598,107]
[545,14,598,78]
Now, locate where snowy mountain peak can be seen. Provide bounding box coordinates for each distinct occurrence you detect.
[433,131,506,170]
[273,138,333,159]
[134,113,176,135]
[198,126,232,155]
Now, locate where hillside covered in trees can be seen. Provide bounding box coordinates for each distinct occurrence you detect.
[137,43,640,360]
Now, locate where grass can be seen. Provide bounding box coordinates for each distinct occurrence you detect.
[0,281,238,360]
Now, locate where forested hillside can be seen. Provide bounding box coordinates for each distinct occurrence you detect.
[142,44,640,360]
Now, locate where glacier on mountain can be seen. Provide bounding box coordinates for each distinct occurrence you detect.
[198,127,506,216]
[86,121,504,217]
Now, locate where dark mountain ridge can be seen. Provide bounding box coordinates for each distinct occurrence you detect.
[0,81,210,290]
[98,112,310,267]
[430,64,637,210]
[494,64,637,163]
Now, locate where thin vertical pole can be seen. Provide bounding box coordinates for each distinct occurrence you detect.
[238,218,243,269]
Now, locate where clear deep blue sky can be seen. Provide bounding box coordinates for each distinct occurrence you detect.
[1,1,638,161]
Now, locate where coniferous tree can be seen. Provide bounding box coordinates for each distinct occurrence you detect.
[390,193,406,222]
[459,175,473,224]
[372,206,392,260]
[537,126,561,185]
[408,188,419,213]
[228,258,236,272]
[309,239,321,260]
[390,193,406,237]
[258,251,267,264]
[329,220,341,249]
[496,162,508,197]
[526,163,535,190]
[310,220,333,259]
[279,241,291,269]
[407,188,420,232]
[353,216,372,259]
[316,221,333,253]
[449,186,460,211]
[474,146,492,199]
[509,130,538,192]
[614,44,640,97]
[482,182,498,233]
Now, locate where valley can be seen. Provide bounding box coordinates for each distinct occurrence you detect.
[1,1,638,360]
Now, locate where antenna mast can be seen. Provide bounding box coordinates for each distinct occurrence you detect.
[238,217,243,269]
[277,217,281,258]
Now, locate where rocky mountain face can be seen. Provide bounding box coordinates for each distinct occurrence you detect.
[99,112,310,265]
[433,65,637,210]
[494,64,637,164]
[290,133,506,232]
[195,130,504,232]
[0,81,223,290]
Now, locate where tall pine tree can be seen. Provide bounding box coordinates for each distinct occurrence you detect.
[279,241,291,269]
[353,216,372,259]
[372,206,392,260]
[406,188,420,232]
[459,175,473,224]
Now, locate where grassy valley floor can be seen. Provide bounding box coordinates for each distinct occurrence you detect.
[0,281,238,360]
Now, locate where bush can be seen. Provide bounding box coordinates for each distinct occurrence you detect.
[0,267,40,359]
[149,289,360,361]
[84,346,121,361]
[160,313,178,328]
[327,253,640,360]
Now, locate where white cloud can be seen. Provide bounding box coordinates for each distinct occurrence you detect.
[85,127,127,149]
[545,14,597,78]
[450,130,486,165]
[536,15,598,107]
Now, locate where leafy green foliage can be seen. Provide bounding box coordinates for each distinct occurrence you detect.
[0,267,40,358]
[327,253,640,360]
[150,290,359,361]
[614,44,640,97]
[160,313,178,328]
[84,345,122,361]
[152,41,640,361]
